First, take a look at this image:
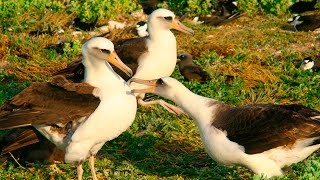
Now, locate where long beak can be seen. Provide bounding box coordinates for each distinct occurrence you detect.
[171,19,194,35]
[107,51,133,77]
[130,78,157,94]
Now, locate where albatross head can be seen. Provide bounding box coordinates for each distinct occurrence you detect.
[148,8,194,35]
[82,37,133,77]
[130,77,184,100]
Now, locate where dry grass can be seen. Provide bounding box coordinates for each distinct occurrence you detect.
[211,60,280,88]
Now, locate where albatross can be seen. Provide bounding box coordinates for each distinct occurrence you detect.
[55,8,194,115]
[122,8,194,115]
[131,77,320,178]
[0,37,137,180]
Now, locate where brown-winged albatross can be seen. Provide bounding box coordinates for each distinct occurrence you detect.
[177,52,210,83]
[55,8,194,115]
[125,8,194,115]
[0,37,137,180]
[130,77,320,178]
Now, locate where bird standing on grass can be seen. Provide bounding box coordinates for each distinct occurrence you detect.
[177,52,210,83]
[300,57,320,72]
[0,37,137,180]
[55,9,195,115]
[289,15,320,32]
[131,77,320,178]
[124,8,194,115]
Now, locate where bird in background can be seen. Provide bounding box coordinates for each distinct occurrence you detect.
[177,52,210,83]
[289,0,318,14]
[136,21,149,37]
[300,56,320,72]
[288,14,320,32]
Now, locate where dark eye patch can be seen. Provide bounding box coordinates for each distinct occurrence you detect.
[157,79,164,85]
[100,49,110,54]
[164,16,173,21]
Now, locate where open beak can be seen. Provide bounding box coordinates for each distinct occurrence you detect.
[130,78,157,94]
[107,51,133,77]
[171,19,194,35]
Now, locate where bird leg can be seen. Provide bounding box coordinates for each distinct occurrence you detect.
[89,155,98,180]
[138,98,185,115]
[77,163,83,180]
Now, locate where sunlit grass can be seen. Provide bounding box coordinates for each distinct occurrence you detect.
[0,1,319,179]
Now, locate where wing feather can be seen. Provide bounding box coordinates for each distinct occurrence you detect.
[212,104,320,154]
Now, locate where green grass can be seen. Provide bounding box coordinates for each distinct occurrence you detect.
[1,0,320,179]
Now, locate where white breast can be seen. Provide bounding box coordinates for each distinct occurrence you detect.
[134,33,177,79]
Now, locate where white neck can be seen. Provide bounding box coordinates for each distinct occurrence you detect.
[83,55,125,90]
[148,27,176,45]
[165,84,218,129]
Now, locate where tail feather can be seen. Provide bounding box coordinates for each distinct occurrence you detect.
[1,128,40,155]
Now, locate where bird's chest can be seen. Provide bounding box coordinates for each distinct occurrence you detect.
[199,125,244,165]
[138,39,177,77]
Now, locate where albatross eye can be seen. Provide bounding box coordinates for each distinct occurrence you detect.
[100,49,110,54]
[157,79,165,85]
[164,16,173,21]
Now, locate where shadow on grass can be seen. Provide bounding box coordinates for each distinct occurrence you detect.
[99,131,245,179]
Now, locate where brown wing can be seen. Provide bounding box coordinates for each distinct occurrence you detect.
[297,15,320,31]
[114,37,148,65]
[53,58,84,83]
[180,65,210,83]
[0,127,40,154]
[0,127,64,164]
[212,103,320,154]
[0,75,100,129]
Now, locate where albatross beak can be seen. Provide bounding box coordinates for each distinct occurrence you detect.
[130,78,157,94]
[171,19,194,35]
[107,51,133,77]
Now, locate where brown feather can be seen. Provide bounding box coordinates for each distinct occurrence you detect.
[179,65,210,83]
[178,53,210,83]
[0,76,99,130]
[209,102,320,154]
[0,127,65,164]
[1,128,40,154]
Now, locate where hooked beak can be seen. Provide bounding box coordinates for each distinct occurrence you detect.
[171,19,194,35]
[107,51,133,77]
[130,78,157,94]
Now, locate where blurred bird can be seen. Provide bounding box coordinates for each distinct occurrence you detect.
[289,0,318,13]
[136,21,149,37]
[289,15,320,31]
[137,0,165,15]
[72,16,99,31]
[300,57,320,72]
[177,53,210,83]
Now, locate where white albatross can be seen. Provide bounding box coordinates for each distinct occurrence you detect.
[131,77,320,178]
[0,37,137,180]
[118,8,194,115]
